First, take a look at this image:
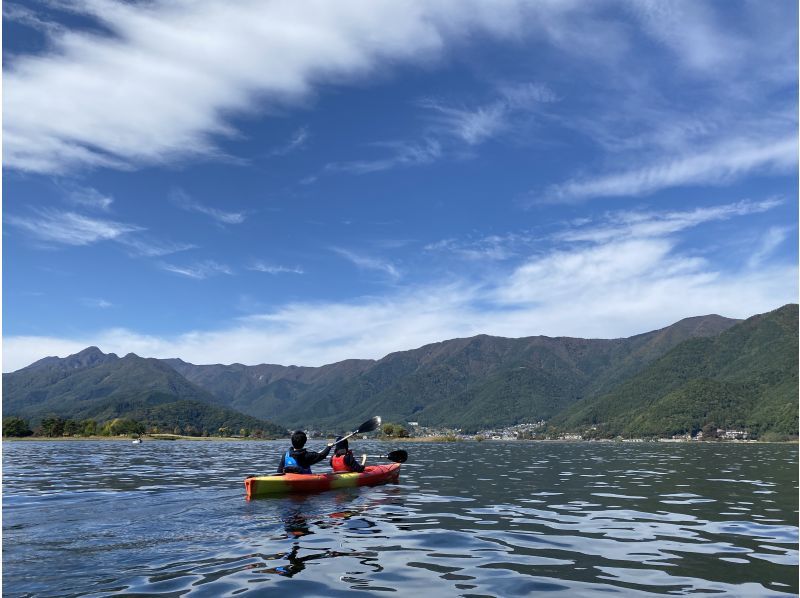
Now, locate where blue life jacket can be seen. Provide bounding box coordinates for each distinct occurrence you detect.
[284,450,312,474]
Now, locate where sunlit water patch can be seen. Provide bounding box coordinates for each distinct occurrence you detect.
[3,440,797,596]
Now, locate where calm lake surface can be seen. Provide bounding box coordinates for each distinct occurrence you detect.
[3,440,798,597]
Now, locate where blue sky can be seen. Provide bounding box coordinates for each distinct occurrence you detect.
[3,0,798,372]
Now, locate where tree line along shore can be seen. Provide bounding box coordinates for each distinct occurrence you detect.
[5,415,795,443]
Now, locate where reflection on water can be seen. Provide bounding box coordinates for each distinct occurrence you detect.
[3,440,798,596]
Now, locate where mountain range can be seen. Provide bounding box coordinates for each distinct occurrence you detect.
[3,350,285,436]
[4,304,797,439]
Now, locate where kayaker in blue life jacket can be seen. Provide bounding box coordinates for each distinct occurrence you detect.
[277,430,333,474]
[329,436,366,473]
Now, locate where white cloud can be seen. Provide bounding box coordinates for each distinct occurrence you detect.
[7,1,791,181]
[543,137,798,203]
[747,226,793,269]
[421,99,508,146]
[169,188,246,225]
[4,261,794,372]
[249,262,305,275]
[499,82,558,107]
[4,336,93,372]
[5,209,141,245]
[319,80,556,174]
[627,0,740,72]
[65,187,114,211]
[323,138,442,175]
[160,260,233,279]
[4,0,535,174]
[325,81,558,178]
[495,237,712,306]
[116,235,197,258]
[420,82,556,146]
[556,199,784,243]
[425,233,531,261]
[5,206,195,257]
[332,247,400,279]
[5,202,796,372]
[267,127,310,157]
[81,297,113,309]
[3,3,66,37]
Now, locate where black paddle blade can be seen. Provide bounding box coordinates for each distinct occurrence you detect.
[387,449,408,463]
[356,416,381,434]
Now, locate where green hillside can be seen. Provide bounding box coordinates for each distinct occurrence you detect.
[6,306,793,438]
[551,304,798,440]
[3,350,286,437]
[208,314,739,430]
[165,357,373,422]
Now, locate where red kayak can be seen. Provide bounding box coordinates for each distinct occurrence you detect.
[245,463,401,498]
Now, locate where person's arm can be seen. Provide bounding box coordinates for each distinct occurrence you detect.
[345,452,365,472]
[277,453,285,474]
[302,443,333,467]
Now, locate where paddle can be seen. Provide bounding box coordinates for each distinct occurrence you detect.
[331,416,382,446]
[360,449,408,463]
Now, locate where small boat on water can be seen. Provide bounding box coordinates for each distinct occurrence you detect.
[132,436,142,444]
[245,463,401,498]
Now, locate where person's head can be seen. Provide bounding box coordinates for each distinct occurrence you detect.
[291,430,307,449]
[335,435,348,451]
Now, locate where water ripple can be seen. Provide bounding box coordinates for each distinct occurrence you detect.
[3,440,797,597]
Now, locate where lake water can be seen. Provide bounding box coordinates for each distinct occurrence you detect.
[3,440,798,597]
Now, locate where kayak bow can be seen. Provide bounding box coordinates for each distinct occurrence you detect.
[245,463,401,498]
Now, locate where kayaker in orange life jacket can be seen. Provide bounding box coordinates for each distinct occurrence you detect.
[277,430,333,474]
[329,436,366,473]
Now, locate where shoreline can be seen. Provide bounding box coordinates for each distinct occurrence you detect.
[2,435,281,442]
[3,435,796,444]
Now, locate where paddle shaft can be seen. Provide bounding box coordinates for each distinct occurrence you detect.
[330,416,382,447]
[334,429,361,445]
[361,449,407,463]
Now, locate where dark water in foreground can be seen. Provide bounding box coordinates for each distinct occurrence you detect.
[3,440,798,597]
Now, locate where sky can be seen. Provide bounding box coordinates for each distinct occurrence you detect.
[3,0,798,372]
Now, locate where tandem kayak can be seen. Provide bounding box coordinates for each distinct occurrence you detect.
[245,463,401,498]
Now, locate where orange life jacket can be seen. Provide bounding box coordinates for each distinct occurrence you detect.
[331,452,351,472]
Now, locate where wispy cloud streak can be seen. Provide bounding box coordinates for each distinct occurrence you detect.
[323,139,442,175]
[81,297,113,309]
[6,206,194,257]
[420,83,556,146]
[249,262,304,275]
[556,199,784,243]
[116,235,196,258]
[170,189,246,225]
[426,233,532,261]
[267,127,309,157]
[332,247,400,279]
[543,137,797,203]
[65,187,114,211]
[3,3,65,37]
[5,209,141,246]
[160,260,233,279]
[747,226,793,269]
